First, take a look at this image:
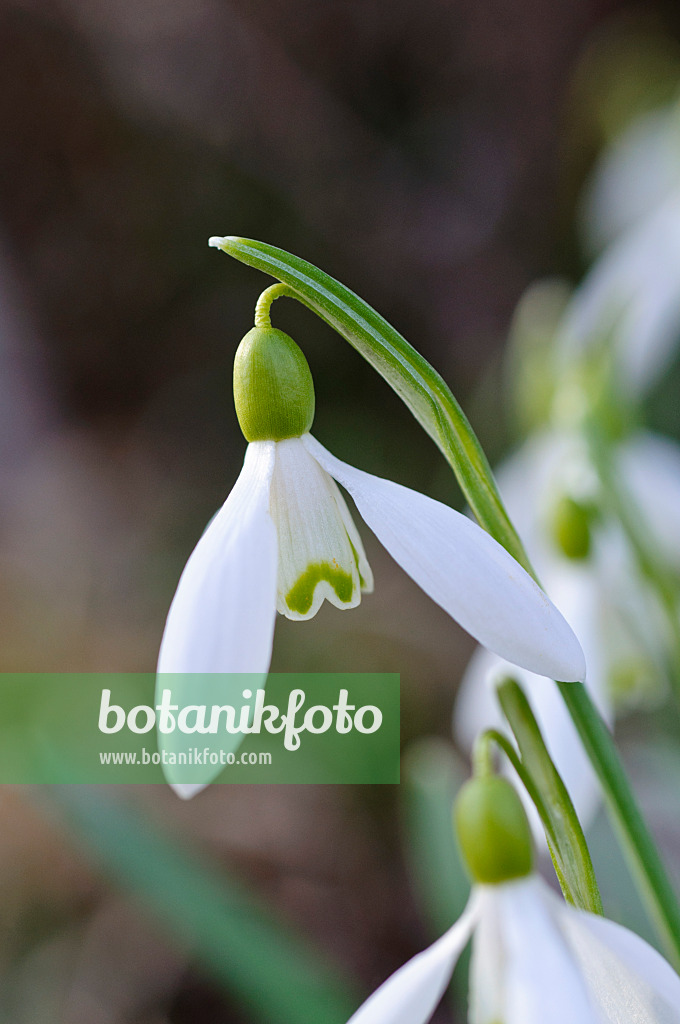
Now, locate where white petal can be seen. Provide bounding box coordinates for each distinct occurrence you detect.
[157,442,277,797]
[172,783,205,801]
[495,876,599,1024]
[346,892,479,1024]
[581,107,680,254]
[158,441,278,673]
[550,889,680,1022]
[270,437,372,620]
[560,194,680,395]
[618,431,680,571]
[469,887,506,1023]
[303,435,586,682]
[456,559,610,839]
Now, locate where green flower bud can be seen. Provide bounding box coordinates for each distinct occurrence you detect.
[550,495,592,561]
[454,775,533,885]
[233,327,315,442]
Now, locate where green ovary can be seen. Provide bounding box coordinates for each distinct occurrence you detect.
[285,561,355,616]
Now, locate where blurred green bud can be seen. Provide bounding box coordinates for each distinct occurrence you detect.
[550,496,592,561]
[506,279,571,435]
[233,327,315,442]
[609,656,663,711]
[454,775,533,885]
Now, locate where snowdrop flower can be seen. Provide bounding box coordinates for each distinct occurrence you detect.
[347,775,680,1024]
[556,98,680,396]
[560,187,680,398]
[158,327,585,685]
[455,426,678,832]
[581,101,680,255]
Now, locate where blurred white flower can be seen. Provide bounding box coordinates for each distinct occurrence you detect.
[581,102,680,254]
[345,873,680,1024]
[559,192,680,397]
[158,432,585,684]
[560,101,680,396]
[455,427,679,831]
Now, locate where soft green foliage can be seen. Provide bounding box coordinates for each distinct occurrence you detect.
[454,775,533,885]
[401,741,471,1014]
[46,787,356,1024]
[234,326,315,441]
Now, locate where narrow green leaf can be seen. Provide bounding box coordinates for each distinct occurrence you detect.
[211,236,532,574]
[496,679,603,916]
[42,788,356,1024]
[558,682,680,969]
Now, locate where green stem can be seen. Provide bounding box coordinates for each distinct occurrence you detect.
[472,729,496,777]
[476,729,556,846]
[254,282,298,328]
[559,681,680,967]
[586,421,680,699]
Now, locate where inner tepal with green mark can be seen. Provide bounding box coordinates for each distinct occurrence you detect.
[285,561,356,617]
[232,317,374,622]
[268,437,373,620]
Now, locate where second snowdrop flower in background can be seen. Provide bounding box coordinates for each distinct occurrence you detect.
[158,316,586,685]
[346,774,680,1024]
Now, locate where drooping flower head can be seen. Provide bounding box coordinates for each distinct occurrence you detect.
[158,312,585,684]
[345,774,680,1024]
[157,292,586,795]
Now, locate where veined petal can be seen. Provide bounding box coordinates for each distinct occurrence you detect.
[303,435,586,682]
[158,441,278,674]
[496,876,599,1024]
[455,564,610,839]
[157,442,278,798]
[549,887,680,1022]
[270,437,372,620]
[346,892,480,1024]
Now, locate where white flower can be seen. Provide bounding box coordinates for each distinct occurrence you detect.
[157,299,584,797]
[455,427,679,832]
[158,432,585,684]
[580,103,680,255]
[556,100,680,395]
[558,192,680,397]
[345,873,680,1024]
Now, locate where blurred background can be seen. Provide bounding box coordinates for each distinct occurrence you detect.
[2,0,680,1020]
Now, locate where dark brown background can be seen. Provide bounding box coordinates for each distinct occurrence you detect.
[1,1,679,1021]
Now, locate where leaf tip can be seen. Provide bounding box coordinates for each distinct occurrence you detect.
[208,235,231,250]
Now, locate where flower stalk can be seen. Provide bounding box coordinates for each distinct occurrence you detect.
[585,415,680,699]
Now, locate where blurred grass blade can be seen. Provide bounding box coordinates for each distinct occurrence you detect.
[212,236,531,573]
[401,739,470,1012]
[401,739,469,933]
[43,787,356,1024]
